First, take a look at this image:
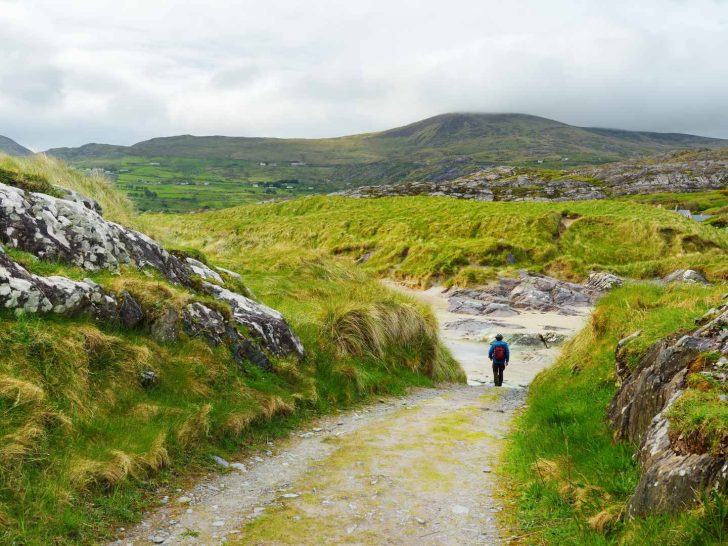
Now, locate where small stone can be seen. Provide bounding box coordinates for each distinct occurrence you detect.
[482,467,493,473]
[282,493,300,499]
[415,517,426,525]
[211,455,230,468]
[451,505,469,515]
[150,536,166,544]
[212,520,225,527]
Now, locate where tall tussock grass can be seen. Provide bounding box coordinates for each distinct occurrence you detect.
[322,299,463,383]
[502,282,728,544]
[0,153,136,225]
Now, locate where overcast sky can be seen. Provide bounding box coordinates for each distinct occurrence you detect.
[2,0,727,151]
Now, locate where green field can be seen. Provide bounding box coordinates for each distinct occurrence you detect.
[47,113,728,212]
[69,156,335,212]
[144,194,728,287]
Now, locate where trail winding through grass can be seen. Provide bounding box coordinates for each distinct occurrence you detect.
[114,286,588,546]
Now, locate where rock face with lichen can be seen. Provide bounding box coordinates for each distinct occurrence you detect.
[0,181,304,368]
[608,301,728,516]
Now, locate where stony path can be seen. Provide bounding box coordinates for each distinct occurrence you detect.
[114,286,588,546]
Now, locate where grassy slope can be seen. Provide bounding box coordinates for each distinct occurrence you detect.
[624,189,728,229]
[0,156,462,545]
[502,283,728,545]
[144,195,728,287]
[46,113,728,212]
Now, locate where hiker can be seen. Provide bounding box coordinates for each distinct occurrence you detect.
[488,334,510,386]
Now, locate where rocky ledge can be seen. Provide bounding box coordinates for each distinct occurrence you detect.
[608,299,728,516]
[334,149,728,203]
[446,271,598,316]
[0,181,304,369]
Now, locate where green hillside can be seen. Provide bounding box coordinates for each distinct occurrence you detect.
[45,113,728,212]
[0,155,461,544]
[0,135,33,157]
[144,195,728,288]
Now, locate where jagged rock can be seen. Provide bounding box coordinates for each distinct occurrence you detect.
[448,273,595,316]
[609,302,728,515]
[0,247,118,319]
[334,150,728,202]
[203,282,305,359]
[118,290,144,328]
[628,396,728,517]
[186,257,224,284]
[662,269,709,284]
[55,187,103,215]
[609,335,708,443]
[0,182,194,284]
[182,302,272,371]
[151,308,180,343]
[0,182,305,361]
[586,271,624,292]
[443,318,524,339]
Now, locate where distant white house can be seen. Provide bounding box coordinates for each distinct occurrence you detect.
[561,157,569,162]
[290,161,306,167]
[537,160,544,164]
[149,162,160,166]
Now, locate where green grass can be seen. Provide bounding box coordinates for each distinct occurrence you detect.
[143,195,728,287]
[502,282,728,545]
[624,189,728,229]
[0,155,462,544]
[46,113,727,212]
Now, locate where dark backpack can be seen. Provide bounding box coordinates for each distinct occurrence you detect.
[493,345,506,363]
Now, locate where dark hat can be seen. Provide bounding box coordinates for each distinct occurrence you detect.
[495,333,503,341]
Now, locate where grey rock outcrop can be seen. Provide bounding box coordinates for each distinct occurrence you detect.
[0,247,118,319]
[608,301,728,516]
[447,272,596,316]
[0,182,205,285]
[183,302,271,371]
[334,149,728,203]
[662,269,709,285]
[586,271,624,292]
[0,181,305,364]
[55,187,103,215]
[203,282,305,359]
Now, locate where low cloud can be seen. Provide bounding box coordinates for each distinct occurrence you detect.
[1,0,727,150]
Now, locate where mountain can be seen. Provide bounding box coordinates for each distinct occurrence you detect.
[47,113,727,164]
[44,113,728,212]
[0,135,33,156]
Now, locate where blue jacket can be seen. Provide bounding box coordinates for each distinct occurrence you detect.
[488,340,510,364]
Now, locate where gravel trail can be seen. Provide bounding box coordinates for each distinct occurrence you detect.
[113,285,588,545]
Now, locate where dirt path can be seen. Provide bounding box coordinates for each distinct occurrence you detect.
[114,286,588,546]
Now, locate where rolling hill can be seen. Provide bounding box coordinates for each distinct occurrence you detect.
[0,135,33,156]
[44,113,728,212]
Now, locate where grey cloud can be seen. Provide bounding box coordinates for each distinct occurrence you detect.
[1,0,728,149]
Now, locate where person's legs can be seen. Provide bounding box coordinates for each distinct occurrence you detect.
[493,363,504,386]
